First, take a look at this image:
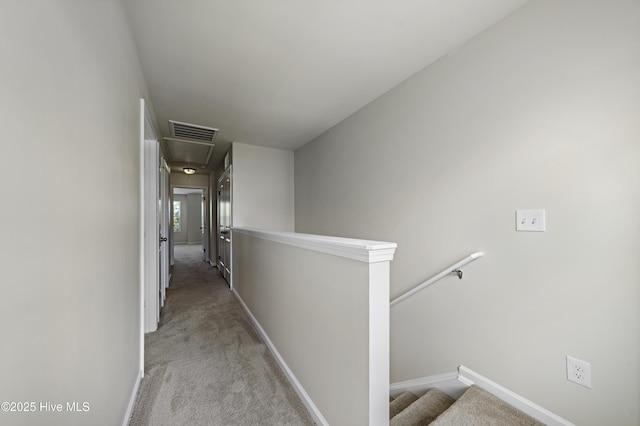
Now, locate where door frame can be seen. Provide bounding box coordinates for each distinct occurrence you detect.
[141,99,161,335]
[217,166,232,287]
[159,158,170,307]
[170,185,210,266]
[139,99,157,374]
[201,192,209,262]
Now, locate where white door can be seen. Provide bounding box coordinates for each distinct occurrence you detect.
[143,137,160,332]
[217,168,232,285]
[141,98,164,334]
[159,159,170,307]
[201,192,208,262]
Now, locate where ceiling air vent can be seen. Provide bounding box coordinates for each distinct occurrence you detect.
[164,120,219,169]
[169,120,218,143]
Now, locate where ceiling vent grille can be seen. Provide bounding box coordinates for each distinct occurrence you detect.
[169,120,218,144]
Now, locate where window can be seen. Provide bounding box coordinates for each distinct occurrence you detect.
[173,201,182,232]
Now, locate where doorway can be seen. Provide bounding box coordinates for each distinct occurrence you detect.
[140,99,170,336]
[171,187,209,267]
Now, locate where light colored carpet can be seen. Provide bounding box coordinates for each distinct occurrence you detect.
[390,388,454,426]
[389,391,418,419]
[129,245,315,426]
[430,385,544,426]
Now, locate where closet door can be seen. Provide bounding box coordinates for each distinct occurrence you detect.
[217,168,232,285]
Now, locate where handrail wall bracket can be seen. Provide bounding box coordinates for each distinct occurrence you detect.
[390,252,484,307]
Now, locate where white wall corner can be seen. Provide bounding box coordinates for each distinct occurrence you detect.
[122,369,143,426]
[369,261,391,425]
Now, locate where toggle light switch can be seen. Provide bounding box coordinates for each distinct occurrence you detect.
[516,209,546,232]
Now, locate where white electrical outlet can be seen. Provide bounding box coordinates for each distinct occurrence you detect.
[516,209,546,232]
[566,355,591,388]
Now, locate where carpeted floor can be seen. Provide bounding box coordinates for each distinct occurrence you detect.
[129,244,315,426]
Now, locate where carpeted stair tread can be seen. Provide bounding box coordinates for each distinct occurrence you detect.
[390,388,455,426]
[389,391,418,419]
[429,385,544,426]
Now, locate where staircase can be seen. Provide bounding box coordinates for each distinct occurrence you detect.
[389,385,544,425]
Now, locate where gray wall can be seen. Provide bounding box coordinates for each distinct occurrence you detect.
[295,1,640,425]
[0,1,151,425]
[170,172,210,188]
[232,143,295,231]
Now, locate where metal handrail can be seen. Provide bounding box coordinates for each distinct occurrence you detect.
[390,252,484,307]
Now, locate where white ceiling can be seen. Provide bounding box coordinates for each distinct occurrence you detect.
[124,0,529,171]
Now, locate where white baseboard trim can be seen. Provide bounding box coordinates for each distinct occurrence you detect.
[231,289,329,426]
[457,366,574,426]
[122,369,143,426]
[390,365,574,426]
[390,370,466,399]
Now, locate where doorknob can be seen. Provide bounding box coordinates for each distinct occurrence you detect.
[160,237,168,242]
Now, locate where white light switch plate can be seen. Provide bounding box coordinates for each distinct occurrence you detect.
[516,209,546,232]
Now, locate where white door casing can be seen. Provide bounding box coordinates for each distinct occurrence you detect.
[141,99,160,334]
[217,167,232,286]
[159,158,170,307]
[170,185,210,261]
[143,138,159,331]
[201,192,208,262]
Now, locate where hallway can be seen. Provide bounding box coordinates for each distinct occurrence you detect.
[129,245,315,425]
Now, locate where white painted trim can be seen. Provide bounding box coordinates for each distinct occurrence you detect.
[159,159,170,308]
[232,288,329,426]
[143,137,160,333]
[217,166,233,289]
[170,184,209,266]
[139,99,145,377]
[368,262,390,425]
[233,227,397,263]
[457,366,575,426]
[390,366,575,426]
[122,369,143,426]
[390,371,467,399]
